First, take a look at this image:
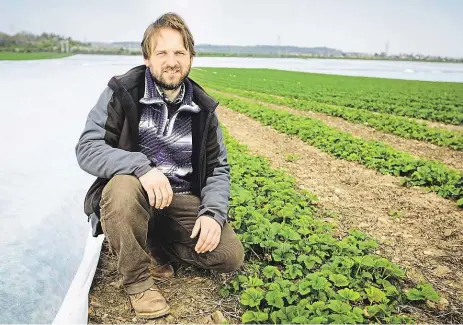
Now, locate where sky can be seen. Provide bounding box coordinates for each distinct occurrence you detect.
[1,0,462,58]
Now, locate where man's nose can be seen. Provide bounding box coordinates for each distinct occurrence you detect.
[165,52,177,66]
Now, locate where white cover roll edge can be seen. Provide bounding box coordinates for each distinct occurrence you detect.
[53,229,104,324]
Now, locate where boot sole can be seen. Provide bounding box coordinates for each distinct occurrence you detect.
[135,305,171,319]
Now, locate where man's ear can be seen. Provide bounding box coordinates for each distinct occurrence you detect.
[144,58,150,67]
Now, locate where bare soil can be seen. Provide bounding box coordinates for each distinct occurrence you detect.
[422,119,463,133]
[88,241,243,324]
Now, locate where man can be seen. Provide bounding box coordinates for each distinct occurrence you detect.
[75,12,244,319]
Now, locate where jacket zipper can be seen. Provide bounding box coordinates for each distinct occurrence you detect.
[198,112,213,190]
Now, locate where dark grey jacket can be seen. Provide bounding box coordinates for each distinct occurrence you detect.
[75,65,231,237]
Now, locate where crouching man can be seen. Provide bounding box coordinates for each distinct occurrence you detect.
[75,12,244,319]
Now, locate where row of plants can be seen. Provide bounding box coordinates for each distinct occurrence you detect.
[201,84,463,150]
[212,90,463,207]
[222,127,440,323]
[190,68,463,124]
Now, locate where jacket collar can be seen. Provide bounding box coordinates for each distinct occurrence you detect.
[140,67,194,107]
[108,65,219,113]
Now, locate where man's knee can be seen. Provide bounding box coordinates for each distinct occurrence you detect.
[211,235,245,273]
[101,175,149,218]
[102,175,144,205]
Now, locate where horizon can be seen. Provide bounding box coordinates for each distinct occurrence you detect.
[1,0,463,58]
[4,31,462,59]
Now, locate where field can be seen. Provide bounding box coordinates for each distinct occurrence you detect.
[0,52,73,60]
[89,68,463,324]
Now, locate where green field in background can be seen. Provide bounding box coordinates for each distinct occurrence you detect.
[0,52,73,60]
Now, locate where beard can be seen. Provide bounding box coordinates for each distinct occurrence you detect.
[151,64,191,91]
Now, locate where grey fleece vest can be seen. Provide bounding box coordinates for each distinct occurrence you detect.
[138,68,201,193]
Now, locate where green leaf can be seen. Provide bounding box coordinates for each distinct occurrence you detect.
[365,304,388,317]
[329,274,349,287]
[242,311,268,323]
[337,288,361,301]
[310,275,331,290]
[406,288,424,301]
[374,258,392,269]
[297,254,321,269]
[232,279,240,292]
[292,316,309,324]
[297,298,310,310]
[219,287,230,298]
[285,264,304,279]
[309,301,327,313]
[270,311,279,324]
[361,271,374,280]
[298,280,312,295]
[265,290,285,309]
[256,311,269,322]
[272,242,296,262]
[262,265,281,279]
[247,276,264,287]
[238,275,248,284]
[358,239,379,251]
[241,311,256,323]
[383,284,399,296]
[351,307,364,323]
[307,316,328,324]
[419,283,440,302]
[328,300,352,314]
[360,255,376,267]
[406,283,440,302]
[329,314,356,324]
[240,287,264,307]
[365,287,386,303]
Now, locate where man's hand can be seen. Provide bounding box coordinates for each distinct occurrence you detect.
[139,168,173,209]
[191,216,222,253]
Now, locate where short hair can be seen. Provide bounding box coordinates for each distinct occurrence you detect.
[141,12,196,59]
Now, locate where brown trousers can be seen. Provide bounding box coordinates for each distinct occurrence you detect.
[100,175,244,294]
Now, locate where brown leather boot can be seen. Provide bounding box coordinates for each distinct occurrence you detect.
[148,245,175,280]
[149,263,175,280]
[129,285,170,319]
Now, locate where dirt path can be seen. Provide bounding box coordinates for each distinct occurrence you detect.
[215,90,463,171]
[88,242,242,324]
[422,119,463,133]
[218,106,463,322]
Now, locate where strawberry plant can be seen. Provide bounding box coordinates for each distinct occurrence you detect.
[213,91,463,206]
[202,84,463,150]
[220,126,440,323]
[191,68,463,124]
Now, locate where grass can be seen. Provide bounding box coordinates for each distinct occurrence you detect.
[0,52,73,61]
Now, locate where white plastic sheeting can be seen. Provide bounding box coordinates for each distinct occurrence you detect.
[52,231,104,324]
[0,57,136,323]
[194,56,463,82]
[1,54,461,324]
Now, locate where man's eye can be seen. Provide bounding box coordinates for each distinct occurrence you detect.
[157,52,166,56]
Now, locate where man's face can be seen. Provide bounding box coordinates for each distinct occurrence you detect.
[144,27,193,90]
